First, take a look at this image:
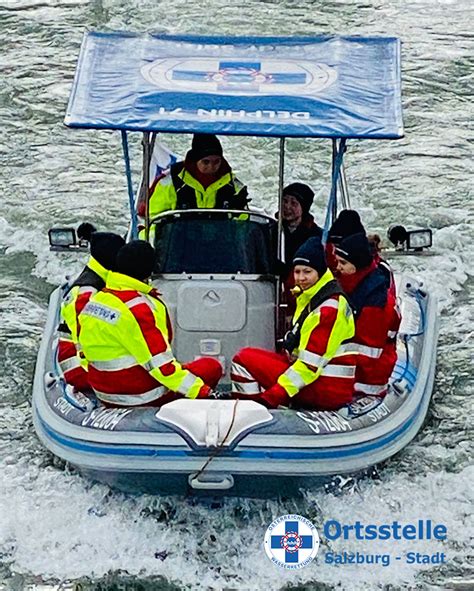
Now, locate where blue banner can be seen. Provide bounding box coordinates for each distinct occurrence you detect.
[65,32,403,139]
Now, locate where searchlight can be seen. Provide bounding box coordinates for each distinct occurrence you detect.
[387,225,433,252]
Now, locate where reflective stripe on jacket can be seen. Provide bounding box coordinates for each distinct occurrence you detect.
[57,326,89,389]
[353,291,401,395]
[148,162,246,219]
[58,257,108,386]
[277,269,356,405]
[342,266,401,395]
[78,272,205,405]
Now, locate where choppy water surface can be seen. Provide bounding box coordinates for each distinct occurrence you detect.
[0,1,472,589]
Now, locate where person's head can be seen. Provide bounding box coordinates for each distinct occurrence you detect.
[367,233,382,255]
[89,232,125,271]
[77,222,97,243]
[282,183,315,225]
[334,232,373,275]
[116,240,156,281]
[328,210,365,245]
[292,236,327,290]
[190,133,223,175]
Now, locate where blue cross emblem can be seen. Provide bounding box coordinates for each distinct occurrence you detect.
[172,60,306,91]
[271,519,313,563]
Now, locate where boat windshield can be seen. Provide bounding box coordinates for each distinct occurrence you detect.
[152,211,278,275]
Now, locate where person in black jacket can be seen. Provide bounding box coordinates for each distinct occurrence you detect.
[279,182,322,278]
[57,224,125,390]
[277,183,323,328]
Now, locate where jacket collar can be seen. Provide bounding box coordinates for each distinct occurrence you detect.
[294,268,335,320]
[106,271,153,294]
[338,259,378,294]
[87,257,109,282]
[282,213,317,232]
[181,155,232,191]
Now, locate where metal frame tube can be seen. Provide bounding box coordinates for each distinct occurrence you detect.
[331,139,338,222]
[276,137,285,260]
[276,137,286,340]
[339,161,351,210]
[322,138,347,244]
[121,130,138,239]
[142,131,151,241]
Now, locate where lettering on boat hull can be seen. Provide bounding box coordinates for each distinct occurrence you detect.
[54,397,75,417]
[297,411,352,434]
[367,402,391,423]
[81,408,132,431]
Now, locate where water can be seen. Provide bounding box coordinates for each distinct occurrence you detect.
[0,1,473,589]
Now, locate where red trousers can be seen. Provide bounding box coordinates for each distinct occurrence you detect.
[98,357,223,408]
[231,347,354,411]
[153,357,222,407]
[232,348,289,392]
[60,346,222,407]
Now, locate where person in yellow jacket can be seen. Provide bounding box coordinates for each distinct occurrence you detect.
[231,237,357,410]
[57,225,125,390]
[145,133,248,220]
[78,240,222,407]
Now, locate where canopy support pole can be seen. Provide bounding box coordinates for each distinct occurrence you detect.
[339,159,351,210]
[331,140,337,222]
[277,137,286,259]
[276,137,286,341]
[121,130,138,240]
[322,138,347,244]
[142,131,151,241]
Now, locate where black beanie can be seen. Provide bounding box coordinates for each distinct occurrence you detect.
[283,182,315,216]
[293,237,327,276]
[335,232,373,270]
[77,222,97,242]
[89,232,125,271]
[116,240,156,281]
[190,133,223,161]
[328,210,365,245]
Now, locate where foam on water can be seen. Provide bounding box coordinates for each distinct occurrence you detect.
[0,429,472,589]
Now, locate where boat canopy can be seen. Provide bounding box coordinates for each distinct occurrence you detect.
[65,32,403,139]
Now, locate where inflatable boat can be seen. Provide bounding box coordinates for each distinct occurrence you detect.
[32,33,438,496]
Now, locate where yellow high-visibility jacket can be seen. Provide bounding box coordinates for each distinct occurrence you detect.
[78,272,206,406]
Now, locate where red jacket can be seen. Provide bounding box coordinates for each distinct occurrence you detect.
[373,252,397,298]
[328,244,397,298]
[325,242,338,275]
[339,262,400,396]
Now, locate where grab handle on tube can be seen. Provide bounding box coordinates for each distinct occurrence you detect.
[188,473,234,491]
